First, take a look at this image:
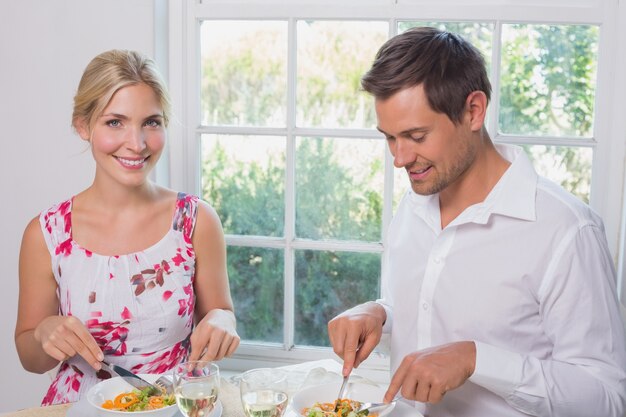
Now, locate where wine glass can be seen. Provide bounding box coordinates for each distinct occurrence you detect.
[173,361,220,417]
[240,368,289,417]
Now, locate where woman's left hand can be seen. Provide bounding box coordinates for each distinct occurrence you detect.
[188,309,240,362]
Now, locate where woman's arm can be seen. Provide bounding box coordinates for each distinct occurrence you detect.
[188,201,240,362]
[14,216,103,373]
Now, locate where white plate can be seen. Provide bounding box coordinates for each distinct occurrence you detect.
[68,397,223,417]
[288,382,423,417]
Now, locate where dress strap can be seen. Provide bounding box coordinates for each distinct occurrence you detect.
[172,192,199,242]
[39,198,73,257]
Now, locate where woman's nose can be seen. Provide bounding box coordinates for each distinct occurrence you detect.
[126,127,147,152]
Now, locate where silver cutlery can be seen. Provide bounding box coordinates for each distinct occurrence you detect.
[154,374,174,395]
[101,360,161,395]
[334,375,350,411]
[355,399,397,416]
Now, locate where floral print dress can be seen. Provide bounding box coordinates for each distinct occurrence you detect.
[39,192,199,405]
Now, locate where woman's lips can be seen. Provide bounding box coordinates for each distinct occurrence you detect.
[115,156,147,169]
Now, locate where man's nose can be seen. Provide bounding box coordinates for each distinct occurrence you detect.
[391,137,414,168]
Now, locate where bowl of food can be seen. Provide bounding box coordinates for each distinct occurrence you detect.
[291,382,395,417]
[86,374,177,417]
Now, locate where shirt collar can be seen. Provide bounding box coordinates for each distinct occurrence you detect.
[484,143,537,222]
[406,143,538,228]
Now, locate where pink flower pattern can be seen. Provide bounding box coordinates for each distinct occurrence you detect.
[39,193,199,405]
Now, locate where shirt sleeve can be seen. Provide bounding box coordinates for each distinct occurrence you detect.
[376,246,394,333]
[469,223,626,417]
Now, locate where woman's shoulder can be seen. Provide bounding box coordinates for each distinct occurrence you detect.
[169,191,222,238]
[40,197,73,218]
[39,197,73,234]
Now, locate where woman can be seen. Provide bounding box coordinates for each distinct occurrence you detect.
[14,49,240,405]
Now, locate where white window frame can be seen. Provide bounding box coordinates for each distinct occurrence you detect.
[163,0,626,378]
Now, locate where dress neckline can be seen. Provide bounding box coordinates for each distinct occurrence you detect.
[66,194,181,258]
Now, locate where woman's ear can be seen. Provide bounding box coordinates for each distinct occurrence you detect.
[73,117,91,141]
[465,91,488,132]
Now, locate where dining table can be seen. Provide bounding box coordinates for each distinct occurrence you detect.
[1,359,351,417]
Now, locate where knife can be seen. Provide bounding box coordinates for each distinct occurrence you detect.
[102,360,160,395]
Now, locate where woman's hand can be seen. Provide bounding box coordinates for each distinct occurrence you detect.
[34,315,104,370]
[188,309,240,362]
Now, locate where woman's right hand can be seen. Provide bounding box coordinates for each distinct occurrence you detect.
[34,316,104,370]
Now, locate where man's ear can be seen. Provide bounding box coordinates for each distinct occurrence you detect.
[73,117,90,141]
[465,91,488,132]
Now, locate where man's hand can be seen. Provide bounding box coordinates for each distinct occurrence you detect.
[384,341,476,404]
[327,301,386,376]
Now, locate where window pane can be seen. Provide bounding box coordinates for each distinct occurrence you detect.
[521,144,592,203]
[296,20,388,129]
[398,21,494,70]
[200,21,287,127]
[294,250,381,347]
[228,246,284,343]
[500,24,599,137]
[201,134,285,236]
[393,166,410,214]
[295,137,384,241]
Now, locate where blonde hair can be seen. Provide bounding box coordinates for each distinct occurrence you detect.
[72,49,171,133]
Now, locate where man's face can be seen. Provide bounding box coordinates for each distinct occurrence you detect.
[375,84,477,196]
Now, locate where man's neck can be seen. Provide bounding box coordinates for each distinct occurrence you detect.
[439,140,511,229]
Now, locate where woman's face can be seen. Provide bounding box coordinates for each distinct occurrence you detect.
[78,83,166,188]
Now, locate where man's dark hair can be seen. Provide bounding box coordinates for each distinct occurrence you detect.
[361,27,491,124]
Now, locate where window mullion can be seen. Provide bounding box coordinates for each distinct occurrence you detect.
[487,20,502,138]
[283,17,298,351]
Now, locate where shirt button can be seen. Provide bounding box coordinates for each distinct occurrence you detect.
[433,257,441,264]
[422,302,429,311]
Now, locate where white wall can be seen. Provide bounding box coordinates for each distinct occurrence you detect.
[0,0,156,411]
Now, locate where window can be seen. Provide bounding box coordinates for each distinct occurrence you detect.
[167,0,625,375]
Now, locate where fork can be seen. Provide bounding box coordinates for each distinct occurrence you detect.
[355,399,397,415]
[334,375,350,411]
[154,374,174,395]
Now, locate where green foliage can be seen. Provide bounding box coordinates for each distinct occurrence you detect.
[202,139,285,236]
[500,24,598,138]
[201,27,287,126]
[295,250,380,346]
[500,24,597,201]
[296,138,383,241]
[227,246,284,343]
[202,137,383,345]
[296,21,387,128]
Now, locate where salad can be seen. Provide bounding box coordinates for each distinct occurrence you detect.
[101,386,176,412]
[302,399,377,417]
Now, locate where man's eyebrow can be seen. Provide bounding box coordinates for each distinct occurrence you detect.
[376,126,429,137]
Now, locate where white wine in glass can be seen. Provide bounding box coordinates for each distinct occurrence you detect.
[240,368,288,417]
[173,361,220,417]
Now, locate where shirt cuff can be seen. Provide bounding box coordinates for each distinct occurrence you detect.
[468,341,523,398]
[375,299,393,333]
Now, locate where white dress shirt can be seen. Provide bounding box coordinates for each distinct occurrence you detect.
[377,144,626,417]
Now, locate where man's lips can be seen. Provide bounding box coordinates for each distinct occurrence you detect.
[408,166,432,181]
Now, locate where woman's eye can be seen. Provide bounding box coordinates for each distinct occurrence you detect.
[145,119,162,128]
[106,120,121,127]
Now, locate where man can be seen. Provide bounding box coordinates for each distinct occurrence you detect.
[328,27,626,417]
